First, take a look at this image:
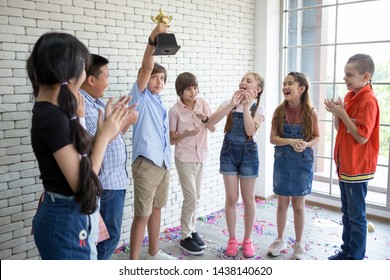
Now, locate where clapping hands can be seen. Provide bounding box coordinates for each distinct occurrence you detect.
[229,89,256,107]
[324,97,345,117]
[101,96,139,142]
[106,96,138,132]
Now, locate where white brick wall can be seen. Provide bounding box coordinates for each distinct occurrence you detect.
[0,0,256,259]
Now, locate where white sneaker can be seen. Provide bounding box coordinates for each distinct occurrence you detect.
[293,242,306,260]
[146,250,177,260]
[268,238,287,256]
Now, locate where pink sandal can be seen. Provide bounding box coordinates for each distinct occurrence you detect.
[242,239,255,258]
[225,238,238,257]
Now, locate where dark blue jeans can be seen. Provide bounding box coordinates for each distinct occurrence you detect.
[97,189,126,260]
[339,181,368,260]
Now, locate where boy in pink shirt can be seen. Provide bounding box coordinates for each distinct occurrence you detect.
[169,72,215,255]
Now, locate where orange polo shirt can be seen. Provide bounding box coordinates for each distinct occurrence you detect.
[334,84,380,183]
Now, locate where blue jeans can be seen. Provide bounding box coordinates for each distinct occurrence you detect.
[33,192,93,259]
[339,181,368,260]
[97,189,126,260]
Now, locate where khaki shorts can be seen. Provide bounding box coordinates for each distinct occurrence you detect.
[132,156,170,217]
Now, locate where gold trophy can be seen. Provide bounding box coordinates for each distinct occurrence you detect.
[150,8,181,56]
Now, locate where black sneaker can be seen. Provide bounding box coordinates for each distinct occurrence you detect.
[192,232,206,249]
[180,237,204,255]
[328,251,347,260]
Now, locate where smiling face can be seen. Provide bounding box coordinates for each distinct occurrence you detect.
[282,74,305,105]
[239,73,260,99]
[94,65,109,97]
[87,64,109,99]
[180,85,198,107]
[343,62,369,93]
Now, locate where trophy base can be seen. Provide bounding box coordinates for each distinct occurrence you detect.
[152,33,181,56]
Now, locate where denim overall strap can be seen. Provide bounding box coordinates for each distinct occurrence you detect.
[225,112,250,143]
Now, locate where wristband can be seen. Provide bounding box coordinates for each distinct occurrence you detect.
[201,116,209,123]
[148,37,157,46]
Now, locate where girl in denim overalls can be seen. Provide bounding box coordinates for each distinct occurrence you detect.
[208,72,265,258]
[268,72,320,260]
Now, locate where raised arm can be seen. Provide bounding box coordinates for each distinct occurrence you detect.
[208,90,243,125]
[241,90,262,137]
[137,23,169,92]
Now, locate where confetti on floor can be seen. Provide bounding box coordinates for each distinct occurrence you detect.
[113,198,390,260]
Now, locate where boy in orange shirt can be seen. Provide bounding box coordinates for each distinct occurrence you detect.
[324,54,379,260]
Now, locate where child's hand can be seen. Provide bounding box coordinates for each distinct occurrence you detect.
[97,105,128,143]
[240,89,255,106]
[105,96,131,119]
[193,110,207,121]
[290,139,306,153]
[75,91,85,118]
[125,104,139,126]
[150,23,169,41]
[296,140,307,152]
[229,90,244,107]
[324,97,345,117]
[106,96,138,134]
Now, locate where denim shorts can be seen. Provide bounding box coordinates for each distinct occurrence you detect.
[32,192,93,259]
[219,139,259,178]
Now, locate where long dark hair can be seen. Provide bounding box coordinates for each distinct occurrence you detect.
[27,32,101,214]
[272,71,313,141]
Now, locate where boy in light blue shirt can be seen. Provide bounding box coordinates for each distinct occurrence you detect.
[128,23,175,260]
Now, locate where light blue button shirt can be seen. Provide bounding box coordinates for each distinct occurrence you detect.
[128,82,171,169]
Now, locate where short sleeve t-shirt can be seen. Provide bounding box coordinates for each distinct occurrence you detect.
[31,102,74,195]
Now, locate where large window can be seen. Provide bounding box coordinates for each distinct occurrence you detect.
[282,0,390,213]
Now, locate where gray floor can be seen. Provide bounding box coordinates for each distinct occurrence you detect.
[111,199,390,260]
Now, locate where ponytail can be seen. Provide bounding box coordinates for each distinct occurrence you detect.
[58,83,102,214]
